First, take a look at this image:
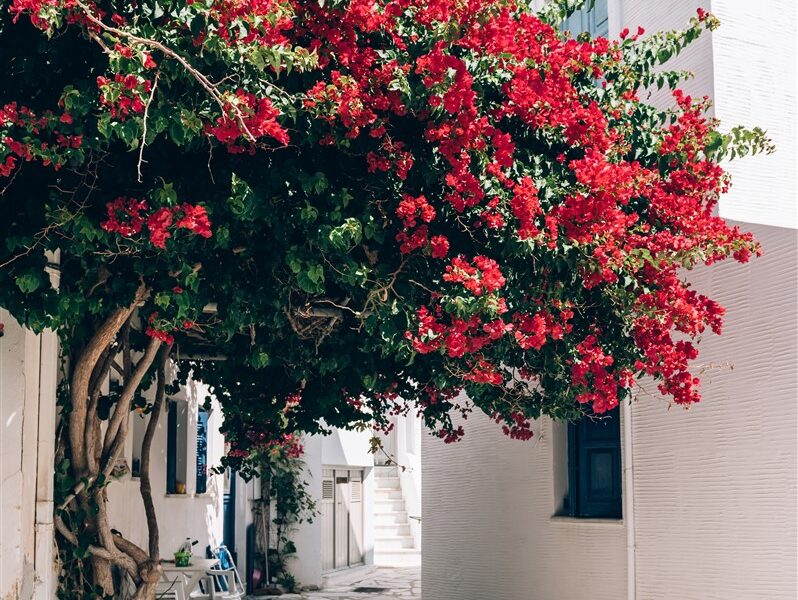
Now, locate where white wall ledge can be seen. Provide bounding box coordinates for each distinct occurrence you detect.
[549,516,624,527]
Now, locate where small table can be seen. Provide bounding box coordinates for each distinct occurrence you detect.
[161,557,219,598]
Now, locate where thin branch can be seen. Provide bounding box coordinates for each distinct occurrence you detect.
[137,70,160,183]
[313,298,359,315]
[87,30,112,54]
[100,337,162,477]
[55,515,139,579]
[140,343,172,560]
[0,162,22,196]
[74,0,258,142]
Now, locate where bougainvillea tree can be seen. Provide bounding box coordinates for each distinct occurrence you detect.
[0,0,771,596]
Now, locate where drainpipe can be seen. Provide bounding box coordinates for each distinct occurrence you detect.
[623,399,636,600]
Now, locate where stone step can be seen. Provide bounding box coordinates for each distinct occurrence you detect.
[374,465,399,477]
[374,498,406,512]
[375,477,401,489]
[374,511,409,525]
[374,488,403,500]
[374,535,415,550]
[373,548,421,568]
[375,523,411,537]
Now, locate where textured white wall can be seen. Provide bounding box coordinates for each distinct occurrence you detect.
[0,313,58,600]
[288,427,377,589]
[422,231,797,600]
[287,434,324,589]
[619,0,716,107]
[631,222,797,600]
[711,0,797,228]
[106,378,225,560]
[393,414,423,548]
[422,412,627,600]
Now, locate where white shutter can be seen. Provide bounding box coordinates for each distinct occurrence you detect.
[321,469,335,571]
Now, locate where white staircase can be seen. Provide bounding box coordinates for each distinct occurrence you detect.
[373,465,420,567]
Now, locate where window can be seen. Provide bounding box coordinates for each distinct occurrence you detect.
[563,0,609,38]
[166,400,188,494]
[196,407,209,494]
[131,411,147,478]
[563,407,622,519]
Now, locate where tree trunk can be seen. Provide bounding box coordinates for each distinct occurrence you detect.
[56,285,173,599]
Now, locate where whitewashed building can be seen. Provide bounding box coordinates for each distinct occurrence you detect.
[277,411,422,590]
[0,308,422,599]
[0,324,231,599]
[105,373,228,564]
[422,1,797,599]
[0,312,59,600]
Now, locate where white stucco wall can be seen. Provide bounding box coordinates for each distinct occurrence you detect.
[630,222,797,600]
[106,377,225,560]
[287,427,376,589]
[287,435,324,589]
[423,224,797,600]
[392,414,422,548]
[0,313,58,600]
[711,0,797,229]
[422,412,628,600]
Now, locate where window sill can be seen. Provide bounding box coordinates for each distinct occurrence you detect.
[550,515,624,527]
[164,493,193,498]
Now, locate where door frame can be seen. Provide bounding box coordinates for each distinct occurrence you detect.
[321,466,365,572]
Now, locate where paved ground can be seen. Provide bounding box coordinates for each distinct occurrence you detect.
[257,565,420,600]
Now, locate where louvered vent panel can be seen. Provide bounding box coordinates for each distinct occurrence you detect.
[322,479,334,500]
[350,480,362,502]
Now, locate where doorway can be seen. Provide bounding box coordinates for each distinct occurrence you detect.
[321,468,364,571]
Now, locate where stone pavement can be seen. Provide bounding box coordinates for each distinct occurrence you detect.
[256,565,420,600]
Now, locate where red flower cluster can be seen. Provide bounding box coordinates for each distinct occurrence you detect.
[145,312,176,345]
[570,335,632,414]
[463,359,503,386]
[513,306,573,351]
[97,74,152,120]
[406,305,512,360]
[101,199,212,249]
[497,412,534,441]
[206,90,289,153]
[395,194,437,254]
[1,102,83,176]
[510,177,542,240]
[211,0,294,48]
[101,197,148,237]
[9,0,76,30]
[443,256,506,296]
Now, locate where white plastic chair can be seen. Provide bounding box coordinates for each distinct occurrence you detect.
[156,573,186,600]
[186,575,218,600]
[203,546,245,599]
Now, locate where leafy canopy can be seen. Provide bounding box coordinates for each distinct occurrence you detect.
[1,0,772,467]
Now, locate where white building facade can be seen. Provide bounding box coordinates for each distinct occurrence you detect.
[0,312,59,600]
[422,1,797,599]
[0,314,422,599]
[284,411,422,590]
[0,326,230,600]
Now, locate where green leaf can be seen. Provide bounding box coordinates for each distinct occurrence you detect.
[15,273,41,294]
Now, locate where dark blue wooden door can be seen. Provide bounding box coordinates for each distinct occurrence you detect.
[568,406,622,518]
[223,470,237,562]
